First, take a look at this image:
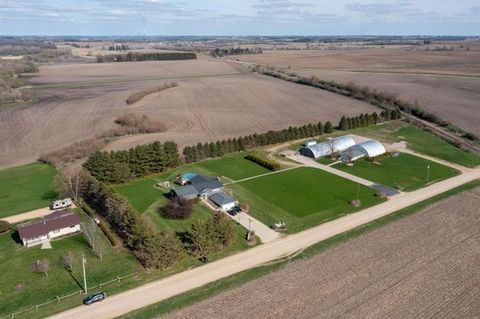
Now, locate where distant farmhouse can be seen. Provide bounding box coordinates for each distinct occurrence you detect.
[17,211,81,247]
[171,173,237,211]
[299,135,386,162]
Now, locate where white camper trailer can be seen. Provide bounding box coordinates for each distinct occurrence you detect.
[51,198,73,210]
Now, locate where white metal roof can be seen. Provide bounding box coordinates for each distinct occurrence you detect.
[354,140,386,158]
[300,136,356,158]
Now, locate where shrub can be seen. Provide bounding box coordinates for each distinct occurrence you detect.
[126,83,178,105]
[0,220,10,233]
[164,197,193,219]
[245,154,280,171]
[97,220,118,247]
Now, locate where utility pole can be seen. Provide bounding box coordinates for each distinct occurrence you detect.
[427,165,430,182]
[82,253,87,294]
[248,219,252,233]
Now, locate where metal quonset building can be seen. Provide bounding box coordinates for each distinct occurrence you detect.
[340,140,386,162]
[299,136,356,159]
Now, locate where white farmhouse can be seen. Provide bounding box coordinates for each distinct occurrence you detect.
[17,211,81,247]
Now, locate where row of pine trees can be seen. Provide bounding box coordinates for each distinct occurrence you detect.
[338,110,401,131]
[84,141,180,183]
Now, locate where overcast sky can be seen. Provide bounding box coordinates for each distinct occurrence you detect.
[1,0,479,36]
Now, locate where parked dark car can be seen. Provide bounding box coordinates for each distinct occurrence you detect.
[227,206,242,216]
[83,292,107,305]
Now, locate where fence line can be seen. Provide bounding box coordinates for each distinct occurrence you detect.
[1,272,138,319]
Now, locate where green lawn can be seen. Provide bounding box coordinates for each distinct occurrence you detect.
[333,153,459,191]
[0,163,58,218]
[229,167,384,233]
[391,125,479,167]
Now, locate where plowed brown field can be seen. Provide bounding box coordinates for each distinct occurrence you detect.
[162,187,480,319]
[233,44,480,135]
[0,59,379,168]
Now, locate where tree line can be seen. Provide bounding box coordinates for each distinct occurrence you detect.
[338,110,400,131]
[84,141,180,183]
[182,121,333,163]
[81,177,181,269]
[183,111,385,163]
[96,52,197,63]
[210,47,263,57]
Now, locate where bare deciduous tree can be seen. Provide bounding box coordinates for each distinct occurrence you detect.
[62,251,75,272]
[83,218,107,261]
[53,167,89,203]
[30,259,50,277]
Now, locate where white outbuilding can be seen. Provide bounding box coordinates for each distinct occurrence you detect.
[299,136,356,159]
[340,140,386,162]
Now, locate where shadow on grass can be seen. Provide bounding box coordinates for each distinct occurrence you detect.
[66,268,85,292]
[10,230,22,244]
[41,190,58,201]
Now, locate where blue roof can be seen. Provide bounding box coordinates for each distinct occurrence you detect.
[181,173,198,180]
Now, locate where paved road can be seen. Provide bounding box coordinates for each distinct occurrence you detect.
[47,168,480,319]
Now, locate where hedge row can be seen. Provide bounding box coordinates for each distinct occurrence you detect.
[79,201,118,247]
[245,154,280,171]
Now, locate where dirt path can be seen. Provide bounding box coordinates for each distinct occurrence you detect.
[47,168,480,319]
[2,205,77,224]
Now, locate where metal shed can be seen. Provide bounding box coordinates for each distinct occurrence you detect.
[340,140,386,162]
[299,136,356,159]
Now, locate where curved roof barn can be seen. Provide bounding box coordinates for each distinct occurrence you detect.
[299,136,356,159]
[340,140,386,162]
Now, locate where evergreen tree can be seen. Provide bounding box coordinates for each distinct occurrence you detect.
[151,231,182,270]
[339,116,349,130]
[185,219,215,262]
[324,121,333,133]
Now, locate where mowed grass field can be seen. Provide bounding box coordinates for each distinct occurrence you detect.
[0,163,58,218]
[333,153,459,191]
[229,167,384,233]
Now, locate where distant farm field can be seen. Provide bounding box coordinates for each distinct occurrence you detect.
[0,163,57,218]
[228,167,384,232]
[333,153,459,191]
[233,46,480,135]
[0,58,379,169]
